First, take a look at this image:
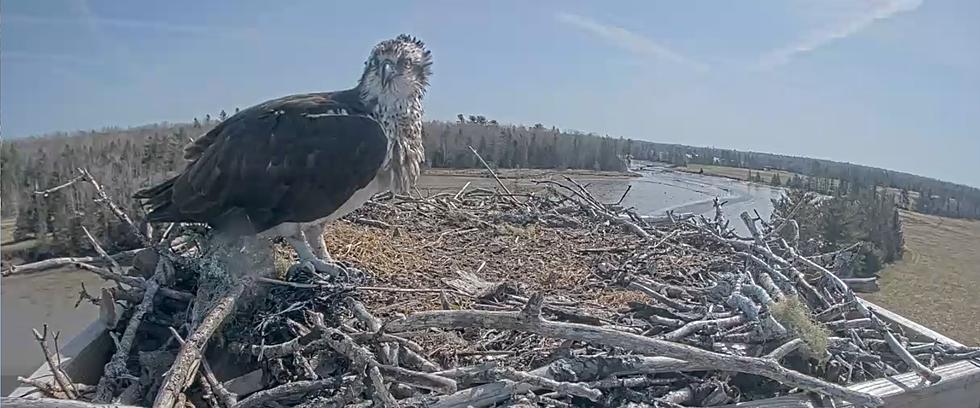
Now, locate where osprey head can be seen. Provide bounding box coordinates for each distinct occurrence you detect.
[359,34,432,101]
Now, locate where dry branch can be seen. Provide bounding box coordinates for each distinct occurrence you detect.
[154,277,247,408]
[78,168,150,246]
[93,260,163,402]
[30,325,77,399]
[385,295,882,406]
[233,379,337,408]
[2,249,141,277]
[0,397,142,408]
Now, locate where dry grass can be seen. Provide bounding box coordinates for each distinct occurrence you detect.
[316,217,640,319]
[863,210,980,346]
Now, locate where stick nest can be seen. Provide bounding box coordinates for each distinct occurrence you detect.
[11,179,980,408]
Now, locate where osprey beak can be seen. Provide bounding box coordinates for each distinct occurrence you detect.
[380,60,394,87]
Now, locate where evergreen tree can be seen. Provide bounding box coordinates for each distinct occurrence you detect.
[770,173,782,186]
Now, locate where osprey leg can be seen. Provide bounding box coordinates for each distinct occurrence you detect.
[303,223,333,261]
[284,232,341,277]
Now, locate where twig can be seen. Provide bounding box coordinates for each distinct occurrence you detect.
[17,377,93,399]
[660,315,746,342]
[232,379,337,408]
[385,294,883,406]
[452,181,471,201]
[467,145,518,204]
[169,327,238,407]
[614,184,632,206]
[30,325,77,399]
[353,218,393,229]
[154,277,247,408]
[72,262,192,302]
[81,226,121,271]
[784,242,943,383]
[768,338,806,361]
[33,174,86,196]
[347,298,397,365]
[317,313,457,400]
[878,315,942,383]
[0,397,141,408]
[2,249,141,277]
[78,168,150,246]
[490,367,600,401]
[94,259,167,402]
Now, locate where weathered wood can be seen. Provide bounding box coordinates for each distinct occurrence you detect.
[94,258,169,402]
[386,295,883,406]
[2,249,141,277]
[154,277,246,408]
[660,315,746,341]
[0,397,141,408]
[841,277,879,293]
[232,379,337,408]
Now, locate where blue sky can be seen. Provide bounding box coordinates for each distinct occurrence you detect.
[2,0,978,186]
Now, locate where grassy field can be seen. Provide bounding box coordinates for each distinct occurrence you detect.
[676,164,797,183]
[863,210,980,346]
[1,218,39,259]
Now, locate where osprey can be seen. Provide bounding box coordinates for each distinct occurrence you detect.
[135,35,432,273]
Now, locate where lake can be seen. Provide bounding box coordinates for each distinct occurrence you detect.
[0,165,782,394]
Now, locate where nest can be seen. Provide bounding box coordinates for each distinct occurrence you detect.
[7,175,979,408]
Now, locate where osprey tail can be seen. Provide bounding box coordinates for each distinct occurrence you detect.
[134,176,182,222]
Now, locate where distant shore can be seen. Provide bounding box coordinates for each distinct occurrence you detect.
[423,167,639,180]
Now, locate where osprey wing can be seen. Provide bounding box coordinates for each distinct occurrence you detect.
[136,91,387,233]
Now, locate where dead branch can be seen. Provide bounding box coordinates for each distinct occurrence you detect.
[168,327,238,407]
[2,249,141,277]
[233,379,337,408]
[154,277,247,408]
[660,315,746,342]
[80,226,121,271]
[310,311,457,400]
[490,367,600,401]
[0,397,142,408]
[785,243,942,383]
[93,259,165,402]
[34,174,87,196]
[879,316,943,383]
[78,168,150,246]
[385,294,883,406]
[468,145,518,204]
[768,338,806,361]
[29,325,78,400]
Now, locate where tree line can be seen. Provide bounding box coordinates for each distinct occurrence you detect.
[639,143,980,220]
[0,115,633,261]
[2,113,975,262]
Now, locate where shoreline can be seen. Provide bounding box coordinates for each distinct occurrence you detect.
[423,167,639,180]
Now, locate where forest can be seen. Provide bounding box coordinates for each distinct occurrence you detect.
[1,113,976,262]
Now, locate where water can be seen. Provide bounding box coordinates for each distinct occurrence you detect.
[0,166,781,394]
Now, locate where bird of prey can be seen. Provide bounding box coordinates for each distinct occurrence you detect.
[135,35,432,273]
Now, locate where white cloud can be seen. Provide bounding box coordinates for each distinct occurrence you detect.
[556,12,707,72]
[758,0,923,69]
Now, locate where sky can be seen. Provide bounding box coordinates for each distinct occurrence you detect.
[2,0,978,187]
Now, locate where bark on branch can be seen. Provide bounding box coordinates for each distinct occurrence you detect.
[385,296,883,407]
